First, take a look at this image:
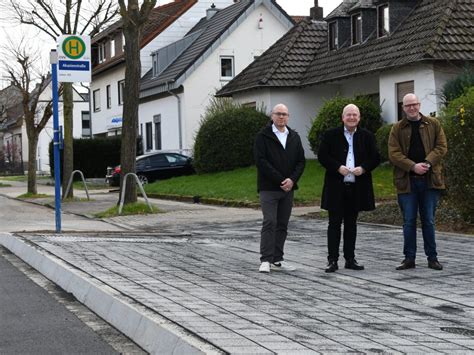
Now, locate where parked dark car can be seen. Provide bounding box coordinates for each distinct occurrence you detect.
[106,152,194,186]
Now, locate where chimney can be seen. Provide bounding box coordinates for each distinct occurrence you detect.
[310,0,323,21]
[206,3,218,20]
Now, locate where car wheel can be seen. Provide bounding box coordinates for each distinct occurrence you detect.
[137,174,148,185]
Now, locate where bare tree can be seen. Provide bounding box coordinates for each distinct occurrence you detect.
[2,44,53,194]
[5,0,118,198]
[118,0,156,204]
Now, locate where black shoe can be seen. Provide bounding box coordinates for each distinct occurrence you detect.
[396,259,416,270]
[428,259,443,270]
[325,260,338,273]
[345,259,365,270]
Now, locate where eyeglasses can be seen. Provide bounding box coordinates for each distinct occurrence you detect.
[403,103,420,108]
[272,112,289,117]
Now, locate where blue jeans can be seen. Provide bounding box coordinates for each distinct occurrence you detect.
[397,177,440,261]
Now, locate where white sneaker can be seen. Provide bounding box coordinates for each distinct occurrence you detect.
[259,261,270,273]
[271,261,296,271]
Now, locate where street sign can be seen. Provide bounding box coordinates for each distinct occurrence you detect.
[57,35,91,83]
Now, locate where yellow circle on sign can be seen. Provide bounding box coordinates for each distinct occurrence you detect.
[62,36,86,59]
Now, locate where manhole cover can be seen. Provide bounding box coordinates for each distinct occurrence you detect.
[440,327,474,337]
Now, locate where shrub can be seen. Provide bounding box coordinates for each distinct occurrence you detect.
[193,100,269,173]
[307,95,383,154]
[441,65,474,106]
[441,86,474,222]
[375,124,393,162]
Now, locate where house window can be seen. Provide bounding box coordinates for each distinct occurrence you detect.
[98,42,106,63]
[352,14,362,45]
[145,122,153,151]
[328,21,338,50]
[378,5,389,37]
[110,39,115,58]
[93,89,101,112]
[118,80,125,106]
[220,56,234,80]
[106,85,111,109]
[152,54,158,76]
[153,115,162,150]
[397,81,414,120]
[122,33,126,50]
[81,111,91,137]
[243,102,257,109]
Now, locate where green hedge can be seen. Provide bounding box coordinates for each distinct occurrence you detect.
[375,124,393,163]
[49,137,128,179]
[441,87,474,222]
[441,65,474,106]
[193,102,269,173]
[307,95,382,155]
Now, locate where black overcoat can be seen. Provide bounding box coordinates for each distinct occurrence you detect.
[254,124,306,192]
[318,126,380,211]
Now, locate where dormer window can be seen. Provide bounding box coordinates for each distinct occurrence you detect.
[378,4,389,37]
[351,14,362,45]
[328,22,338,50]
[152,54,158,77]
[98,42,106,63]
[110,39,115,57]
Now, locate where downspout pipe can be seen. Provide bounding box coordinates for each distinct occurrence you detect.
[167,82,183,151]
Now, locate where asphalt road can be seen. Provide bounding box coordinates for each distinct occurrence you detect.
[0,248,119,354]
[0,194,144,354]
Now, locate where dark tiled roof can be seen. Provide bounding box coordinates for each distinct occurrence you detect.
[303,0,474,86]
[218,0,474,95]
[325,1,357,19]
[217,20,327,96]
[92,0,197,74]
[140,0,292,93]
[92,0,197,44]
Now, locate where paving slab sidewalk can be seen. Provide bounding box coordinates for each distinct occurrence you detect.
[1,181,473,354]
[1,217,474,354]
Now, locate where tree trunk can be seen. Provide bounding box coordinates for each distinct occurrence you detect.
[62,82,74,198]
[27,134,38,195]
[120,27,141,204]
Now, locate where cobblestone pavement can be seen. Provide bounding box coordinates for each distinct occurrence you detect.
[13,218,474,354]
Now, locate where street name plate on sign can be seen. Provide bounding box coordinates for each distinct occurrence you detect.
[57,35,91,83]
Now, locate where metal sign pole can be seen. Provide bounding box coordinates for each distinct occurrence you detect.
[50,50,62,233]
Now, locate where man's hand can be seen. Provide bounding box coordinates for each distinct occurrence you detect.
[338,165,351,176]
[351,166,365,176]
[281,178,294,192]
[412,162,430,175]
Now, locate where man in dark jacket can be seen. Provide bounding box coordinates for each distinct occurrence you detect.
[254,103,306,273]
[318,104,380,273]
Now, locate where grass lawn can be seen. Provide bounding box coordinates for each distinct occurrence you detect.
[145,160,396,205]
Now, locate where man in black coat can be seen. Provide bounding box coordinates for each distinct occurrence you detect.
[318,104,380,273]
[254,103,306,273]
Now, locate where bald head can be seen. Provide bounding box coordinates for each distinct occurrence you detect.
[272,103,288,114]
[271,103,289,132]
[402,93,421,120]
[342,104,360,116]
[341,104,360,132]
[402,93,419,106]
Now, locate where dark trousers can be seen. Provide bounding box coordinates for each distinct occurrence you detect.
[259,190,294,263]
[327,184,359,262]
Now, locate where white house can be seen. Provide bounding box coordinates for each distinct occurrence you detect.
[0,80,89,174]
[90,0,235,138]
[138,0,294,154]
[217,0,474,157]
